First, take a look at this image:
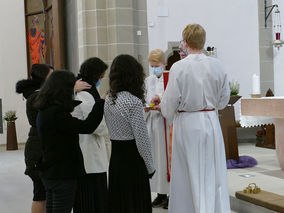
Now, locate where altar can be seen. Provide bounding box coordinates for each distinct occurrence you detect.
[241,97,284,170]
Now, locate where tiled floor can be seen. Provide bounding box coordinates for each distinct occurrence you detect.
[0,145,168,213]
[227,142,284,198]
[1,142,282,213]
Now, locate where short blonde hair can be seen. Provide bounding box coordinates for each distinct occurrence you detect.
[148,49,165,63]
[182,24,206,50]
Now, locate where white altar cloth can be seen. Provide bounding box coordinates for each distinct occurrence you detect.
[240,116,274,128]
[239,97,283,128]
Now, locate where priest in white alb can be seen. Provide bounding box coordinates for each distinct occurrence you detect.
[152,24,231,213]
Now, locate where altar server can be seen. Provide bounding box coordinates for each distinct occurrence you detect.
[159,24,231,213]
[145,49,170,208]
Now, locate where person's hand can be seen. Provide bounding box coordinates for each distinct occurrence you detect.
[151,95,161,105]
[74,79,91,92]
[144,107,151,112]
[153,105,161,112]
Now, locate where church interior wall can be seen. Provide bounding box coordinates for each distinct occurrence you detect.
[0,0,29,144]
[147,0,262,141]
[0,0,282,145]
[147,0,260,99]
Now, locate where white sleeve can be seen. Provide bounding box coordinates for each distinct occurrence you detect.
[160,64,181,123]
[72,94,84,119]
[144,77,151,105]
[217,69,230,110]
[75,92,108,136]
[93,118,108,137]
[75,92,94,119]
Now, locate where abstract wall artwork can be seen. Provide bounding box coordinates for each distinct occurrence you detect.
[25,0,65,76]
[28,15,46,64]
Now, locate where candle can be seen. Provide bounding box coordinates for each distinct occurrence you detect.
[276,32,281,40]
[252,74,260,94]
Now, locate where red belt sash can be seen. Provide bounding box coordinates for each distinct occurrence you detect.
[178,108,215,113]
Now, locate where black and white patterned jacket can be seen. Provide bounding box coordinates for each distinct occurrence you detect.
[104,91,155,174]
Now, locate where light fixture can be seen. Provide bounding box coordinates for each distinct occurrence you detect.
[264,0,284,50]
[273,7,283,50]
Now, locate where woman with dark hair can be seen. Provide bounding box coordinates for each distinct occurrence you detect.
[16,65,91,213]
[72,57,109,213]
[35,70,105,213]
[16,64,53,213]
[104,55,155,213]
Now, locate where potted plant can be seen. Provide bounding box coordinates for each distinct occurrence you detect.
[230,80,240,96]
[4,110,18,150]
[229,80,241,105]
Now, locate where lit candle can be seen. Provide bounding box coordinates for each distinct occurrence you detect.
[252,74,260,94]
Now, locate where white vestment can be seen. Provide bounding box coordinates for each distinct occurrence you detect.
[160,54,231,213]
[72,91,109,174]
[145,74,170,194]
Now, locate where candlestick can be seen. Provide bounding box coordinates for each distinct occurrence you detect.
[252,74,260,95]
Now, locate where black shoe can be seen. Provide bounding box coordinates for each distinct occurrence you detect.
[152,194,168,208]
[162,197,169,209]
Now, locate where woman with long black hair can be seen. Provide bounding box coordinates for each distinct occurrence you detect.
[35,70,104,213]
[104,55,155,213]
[16,65,91,213]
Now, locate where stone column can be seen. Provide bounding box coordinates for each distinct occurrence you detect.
[258,0,274,95]
[64,0,79,74]
[76,0,149,94]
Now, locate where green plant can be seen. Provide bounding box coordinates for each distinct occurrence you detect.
[4,111,17,123]
[230,80,240,96]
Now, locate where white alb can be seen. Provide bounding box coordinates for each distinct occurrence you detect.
[161,53,231,213]
[145,74,170,194]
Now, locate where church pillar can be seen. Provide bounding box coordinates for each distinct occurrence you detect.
[258,0,274,95]
[76,0,149,94]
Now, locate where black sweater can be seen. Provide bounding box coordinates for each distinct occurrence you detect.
[16,79,42,175]
[36,99,104,179]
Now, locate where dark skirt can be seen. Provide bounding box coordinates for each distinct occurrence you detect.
[108,140,152,213]
[73,172,108,213]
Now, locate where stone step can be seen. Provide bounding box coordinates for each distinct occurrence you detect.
[231,195,278,213]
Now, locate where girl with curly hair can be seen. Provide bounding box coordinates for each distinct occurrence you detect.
[104,55,155,213]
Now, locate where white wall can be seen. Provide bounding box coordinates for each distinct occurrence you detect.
[147,0,260,98]
[0,0,29,144]
[273,0,284,96]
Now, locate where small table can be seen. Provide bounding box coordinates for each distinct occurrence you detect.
[241,97,284,170]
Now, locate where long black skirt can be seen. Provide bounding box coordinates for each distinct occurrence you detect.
[73,172,107,213]
[108,140,152,213]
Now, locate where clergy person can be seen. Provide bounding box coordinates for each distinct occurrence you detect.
[154,24,231,213]
[145,49,170,209]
